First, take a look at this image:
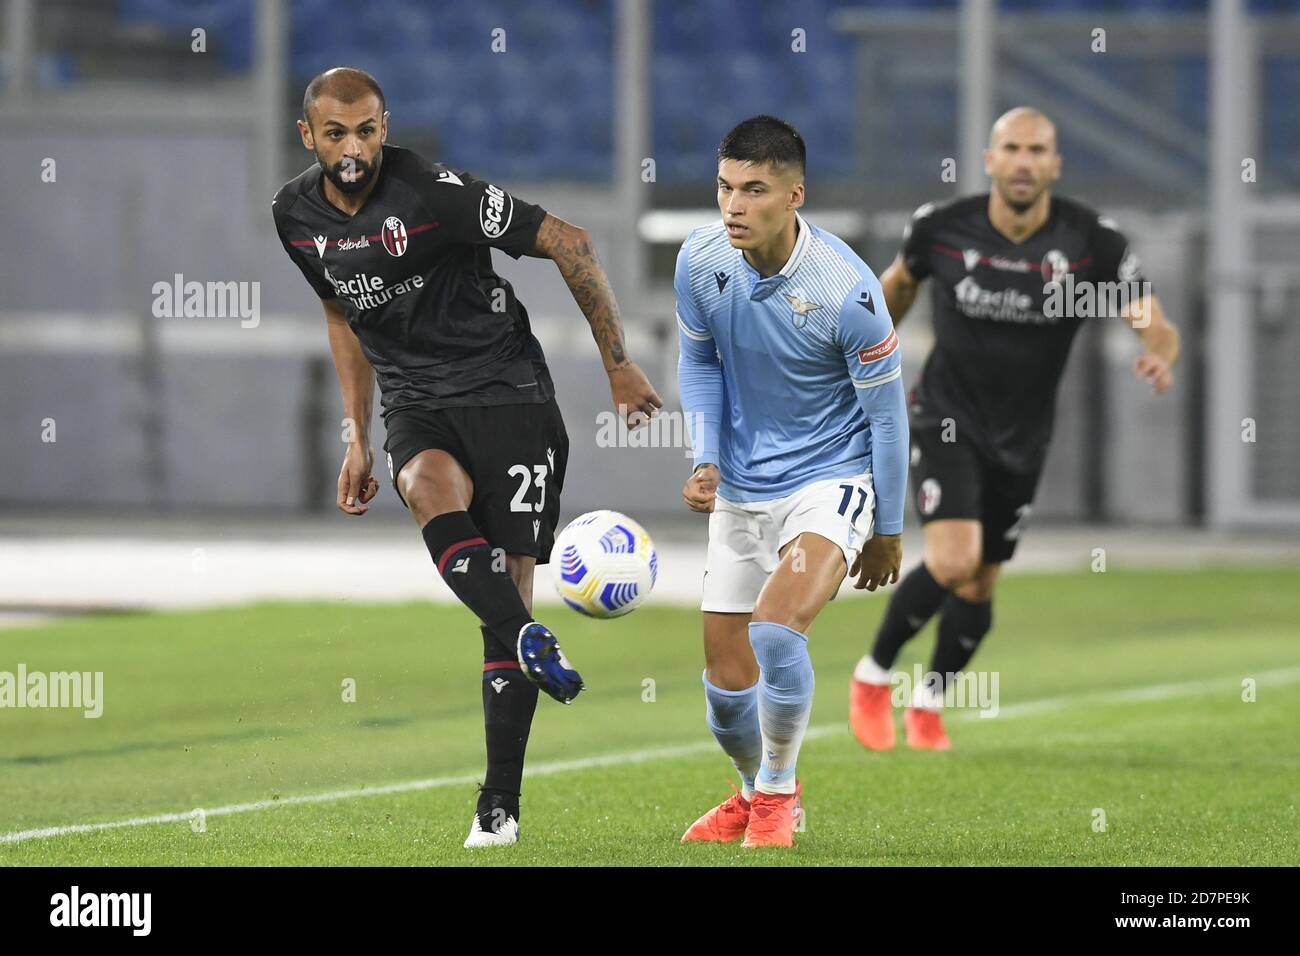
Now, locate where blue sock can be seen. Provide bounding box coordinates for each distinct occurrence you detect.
[703,672,761,798]
[749,621,815,795]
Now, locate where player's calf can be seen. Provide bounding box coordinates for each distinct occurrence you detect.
[421,510,533,656]
[747,533,842,845]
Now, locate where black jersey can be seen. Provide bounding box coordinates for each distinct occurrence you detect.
[901,193,1146,473]
[272,144,553,416]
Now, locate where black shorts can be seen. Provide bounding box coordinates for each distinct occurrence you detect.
[908,421,1042,563]
[382,398,570,564]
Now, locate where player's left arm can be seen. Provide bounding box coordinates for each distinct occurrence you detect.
[839,276,909,590]
[1094,216,1180,395]
[1121,294,1179,395]
[531,213,663,424]
[426,169,662,424]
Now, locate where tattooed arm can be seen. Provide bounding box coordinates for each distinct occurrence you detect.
[531,212,663,423]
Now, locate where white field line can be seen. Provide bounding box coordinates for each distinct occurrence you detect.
[2,667,1297,846]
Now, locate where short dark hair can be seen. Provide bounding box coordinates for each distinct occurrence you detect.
[717,115,806,177]
[302,67,386,125]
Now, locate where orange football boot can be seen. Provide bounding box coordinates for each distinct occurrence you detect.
[742,789,800,848]
[850,678,896,751]
[681,785,751,843]
[904,707,951,750]
[683,780,804,844]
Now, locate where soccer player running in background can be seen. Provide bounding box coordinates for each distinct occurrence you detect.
[676,116,908,848]
[849,107,1181,751]
[272,68,662,847]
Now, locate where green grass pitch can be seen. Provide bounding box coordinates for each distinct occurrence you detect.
[2,567,1297,866]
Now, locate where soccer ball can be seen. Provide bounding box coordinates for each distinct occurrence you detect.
[551,510,658,618]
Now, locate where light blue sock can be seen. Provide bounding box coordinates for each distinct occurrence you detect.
[703,671,761,798]
[749,621,815,795]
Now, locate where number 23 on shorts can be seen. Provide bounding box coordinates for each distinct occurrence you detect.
[507,462,548,513]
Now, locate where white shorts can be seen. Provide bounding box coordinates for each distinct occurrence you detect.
[701,471,877,613]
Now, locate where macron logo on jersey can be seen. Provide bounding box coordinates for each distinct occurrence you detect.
[858,328,898,365]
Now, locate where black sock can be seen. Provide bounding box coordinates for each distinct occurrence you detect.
[870,562,950,670]
[421,512,532,658]
[929,594,993,684]
[479,626,538,828]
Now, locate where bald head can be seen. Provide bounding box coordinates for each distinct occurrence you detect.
[989,107,1057,151]
[297,67,388,199]
[303,67,385,127]
[984,107,1061,214]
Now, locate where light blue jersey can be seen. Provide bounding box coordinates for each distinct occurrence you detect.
[676,213,909,534]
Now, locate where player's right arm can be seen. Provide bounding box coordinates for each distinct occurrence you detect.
[674,235,723,514]
[272,198,378,515]
[880,254,921,326]
[323,298,380,515]
[883,202,937,327]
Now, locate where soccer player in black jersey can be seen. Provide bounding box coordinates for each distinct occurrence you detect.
[272,68,662,845]
[849,107,1180,751]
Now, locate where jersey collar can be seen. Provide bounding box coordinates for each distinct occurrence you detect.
[741,212,811,300]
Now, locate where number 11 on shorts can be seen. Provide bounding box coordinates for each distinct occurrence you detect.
[837,484,869,524]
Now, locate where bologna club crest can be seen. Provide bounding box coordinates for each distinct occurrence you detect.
[1041,249,1069,285]
[917,478,942,516]
[382,216,408,257]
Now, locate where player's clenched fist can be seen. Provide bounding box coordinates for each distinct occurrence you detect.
[338,445,380,515]
[683,463,720,513]
[850,533,902,591]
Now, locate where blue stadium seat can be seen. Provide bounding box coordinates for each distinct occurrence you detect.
[100,0,1298,184]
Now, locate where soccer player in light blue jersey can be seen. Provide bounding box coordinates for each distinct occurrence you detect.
[675,116,909,848]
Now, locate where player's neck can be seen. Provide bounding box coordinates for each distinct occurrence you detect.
[987,189,1051,245]
[744,215,799,279]
[321,171,381,217]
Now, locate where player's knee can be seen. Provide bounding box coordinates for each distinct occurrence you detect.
[751,601,814,636]
[955,569,998,603]
[706,661,759,692]
[402,473,464,524]
[927,552,981,589]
